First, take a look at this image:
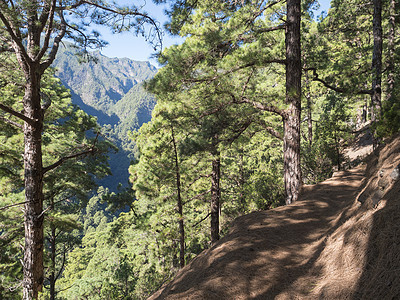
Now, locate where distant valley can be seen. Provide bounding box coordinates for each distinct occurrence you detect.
[52,43,157,191]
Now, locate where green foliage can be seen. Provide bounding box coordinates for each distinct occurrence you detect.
[3,1,399,298]
[0,192,24,299]
[377,95,400,137]
[307,0,400,141]
[108,1,294,289]
[0,57,113,297]
[82,187,115,234]
[58,1,400,298]
[60,174,190,299]
[301,90,355,183]
[308,0,373,91]
[221,133,285,222]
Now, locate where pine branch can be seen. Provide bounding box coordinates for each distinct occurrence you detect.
[258,119,283,140]
[186,174,211,190]
[43,132,100,174]
[35,0,57,62]
[183,189,211,205]
[38,0,54,32]
[62,22,105,53]
[247,0,285,24]
[42,147,96,174]
[0,200,29,211]
[241,68,255,98]
[192,212,211,227]
[226,119,254,144]
[0,103,36,125]
[306,67,373,95]
[200,99,236,118]
[233,24,286,44]
[81,0,162,47]
[240,97,285,117]
[40,11,67,71]
[0,9,31,64]
[55,245,67,281]
[0,115,23,129]
[256,24,286,34]
[185,59,286,84]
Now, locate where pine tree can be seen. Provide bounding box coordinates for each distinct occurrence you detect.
[150,0,303,204]
[0,1,160,297]
[0,65,111,298]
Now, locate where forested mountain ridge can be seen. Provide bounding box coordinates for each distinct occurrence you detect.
[52,43,157,189]
[53,44,156,115]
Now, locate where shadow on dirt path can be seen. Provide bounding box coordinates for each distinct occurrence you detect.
[150,167,365,300]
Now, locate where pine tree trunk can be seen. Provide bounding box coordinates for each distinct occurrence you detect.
[304,60,313,146]
[49,225,56,300]
[210,153,221,244]
[334,130,341,170]
[371,0,383,122]
[284,0,302,205]
[22,71,45,300]
[386,0,396,102]
[171,126,185,268]
[239,150,246,213]
[283,111,301,205]
[307,101,313,146]
[305,72,313,146]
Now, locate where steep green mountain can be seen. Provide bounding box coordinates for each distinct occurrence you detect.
[52,43,157,190]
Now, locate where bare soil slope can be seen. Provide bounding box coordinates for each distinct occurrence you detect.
[150,135,400,300]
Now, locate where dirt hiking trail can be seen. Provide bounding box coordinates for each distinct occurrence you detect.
[150,134,400,300]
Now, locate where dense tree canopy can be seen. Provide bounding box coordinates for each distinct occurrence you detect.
[0,63,112,299]
[0,0,160,298]
[1,0,399,299]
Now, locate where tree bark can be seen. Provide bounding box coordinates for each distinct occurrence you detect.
[283,111,301,205]
[210,148,221,244]
[239,150,246,213]
[371,0,383,122]
[305,69,313,146]
[49,225,56,300]
[334,129,341,170]
[307,99,313,146]
[22,67,45,300]
[386,0,396,102]
[171,125,185,268]
[284,0,302,205]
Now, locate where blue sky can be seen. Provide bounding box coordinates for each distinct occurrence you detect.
[98,0,332,66]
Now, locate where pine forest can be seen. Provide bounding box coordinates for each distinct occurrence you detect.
[0,0,399,299]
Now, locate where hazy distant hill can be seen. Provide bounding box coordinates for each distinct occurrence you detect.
[52,43,157,190]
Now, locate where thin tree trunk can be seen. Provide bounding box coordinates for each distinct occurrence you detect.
[49,224,56,300]
[363,101,368,123]
[305,70,313,146]
[171,125,185,268]
[210,149,221,244]
[284,0,302,205]
[386,0,396,102]
[303,58,313,146]
[239,150,245,213]
[22,71,45,300]
[334,130,341,170]
[307,100,313,146]
[371,0,383,122]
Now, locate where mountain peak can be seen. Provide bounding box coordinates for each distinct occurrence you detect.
[52,43,157,191]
